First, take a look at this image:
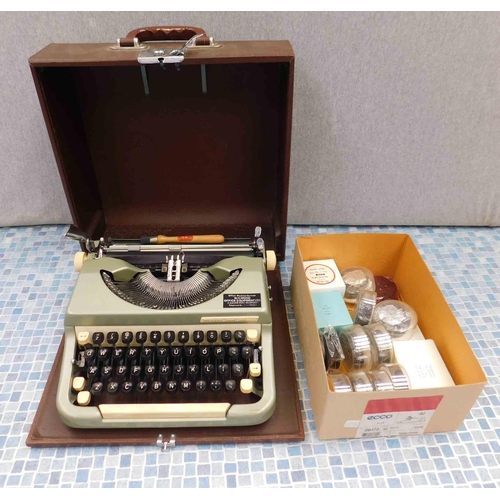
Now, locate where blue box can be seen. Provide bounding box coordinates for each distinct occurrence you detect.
[311,291,353,330]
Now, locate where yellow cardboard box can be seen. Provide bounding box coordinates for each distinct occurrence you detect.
[291,233,486,439]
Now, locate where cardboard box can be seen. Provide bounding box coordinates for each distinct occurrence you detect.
[291,233,486,439]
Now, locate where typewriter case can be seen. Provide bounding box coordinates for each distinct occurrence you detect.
[27,28,303,446]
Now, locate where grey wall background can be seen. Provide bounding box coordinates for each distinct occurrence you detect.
[1,11,499,227]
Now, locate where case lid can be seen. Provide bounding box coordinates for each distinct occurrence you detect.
[29,29,294,259]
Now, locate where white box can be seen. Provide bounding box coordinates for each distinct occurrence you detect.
[303,259,345,296]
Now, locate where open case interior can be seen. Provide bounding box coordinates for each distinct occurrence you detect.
[33,59,293,257]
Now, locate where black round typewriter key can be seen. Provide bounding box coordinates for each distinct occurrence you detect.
[164,331,175,343]
[97,348,110,361]
[178,331,189,344]
[91,382,103,395]
[166,380,177,393]
[228,346,240,358]
[203,364,215,377]
[188,364,199,378]
[137,381,148,393]
[121,381,133,394]
[121,331,133,345]
[159,364,171,377]
[184,346,196,358]
[131,365,142,377]
[207,330,218,343]
[141,347,153,360]
[116,365,127,377]
[92,332,104,345]
[84,348,96,360]
[106,331,119,345]
[199,346,211,358]
[126,347,139,360]
[145,365,156,377]
[156,347,169,360]
[193,330,204,343]
[174,364,185,377]
[136,331,147,345]
[241,346,254,360]
[150,331,161,344]
[180,380,192,392]
[214,346,225,359]
[218,364,230,377]
[225,380,236,392]
[234,330,245,343]
[107,382,119,394]
[112,347,124,361]
[151,381,162,393]
[87,365,98,378]
[221,330,232,343]
[211,380,222,392]
[101,366,112,379]
[196,380,207,392]
[171,347,182,358]
[232,363,244,378]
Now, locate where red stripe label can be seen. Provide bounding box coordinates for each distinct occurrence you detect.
[177,236,194,242]
[364,396,443,414]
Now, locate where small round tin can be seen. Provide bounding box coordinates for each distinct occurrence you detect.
[366,369,394,391]
[338,325,373,372]
[354,290,377,326]
[347,372,374,392]
[380,363,411,390]
[363,323,395,367]
[327,372,353,393]
[341,266,375,304]
[371,300,418,339]
[375,276,399,303]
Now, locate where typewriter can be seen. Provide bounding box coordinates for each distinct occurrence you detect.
[57,225,277,429]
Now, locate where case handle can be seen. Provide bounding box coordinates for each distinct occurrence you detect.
[119,26,211,47]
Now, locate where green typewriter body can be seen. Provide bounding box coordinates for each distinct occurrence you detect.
[58,235,276,429]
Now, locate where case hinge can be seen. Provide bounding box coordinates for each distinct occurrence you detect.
[156,433,176,452]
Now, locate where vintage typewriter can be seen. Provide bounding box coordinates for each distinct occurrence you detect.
[58,225,277,429]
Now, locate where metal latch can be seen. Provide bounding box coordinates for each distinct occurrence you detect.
[138,33,204,66]
[156,433,176,452]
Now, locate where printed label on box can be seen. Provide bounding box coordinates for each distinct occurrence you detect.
[355,396,443,438]
[305,264,336,285]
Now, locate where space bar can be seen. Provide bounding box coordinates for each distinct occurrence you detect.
[99,402,231,420]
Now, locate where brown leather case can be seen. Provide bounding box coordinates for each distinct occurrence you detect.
[27,29,303,446]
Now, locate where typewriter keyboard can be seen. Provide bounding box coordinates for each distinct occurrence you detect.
[71,326,264,409]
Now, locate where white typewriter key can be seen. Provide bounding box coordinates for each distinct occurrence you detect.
[77,331,91,345]
[72,376,86,392]
[246,329,259,342]
[240,378,253,394]
[249,363,261,377]
[77,391,91,406]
